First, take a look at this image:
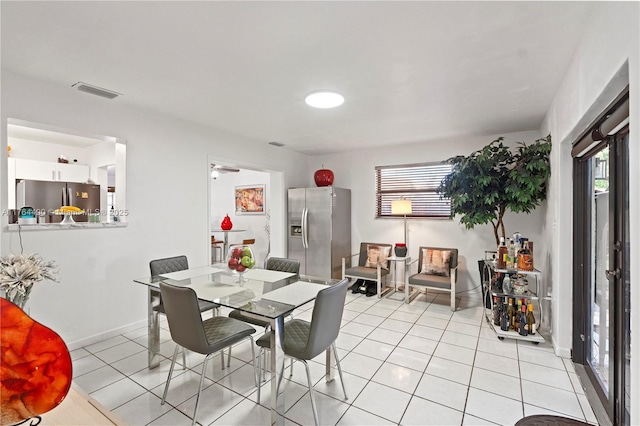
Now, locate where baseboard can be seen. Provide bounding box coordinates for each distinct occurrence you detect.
[66,319,147,351]
[551,333,572,358]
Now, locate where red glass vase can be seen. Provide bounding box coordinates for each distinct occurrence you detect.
[314,166,334,187]
[221,214,233,230]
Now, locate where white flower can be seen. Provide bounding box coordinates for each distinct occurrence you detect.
[0,254,58,306]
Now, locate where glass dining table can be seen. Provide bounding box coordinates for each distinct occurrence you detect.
[133,264,340,425]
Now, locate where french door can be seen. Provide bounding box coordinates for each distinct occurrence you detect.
[573,124,630,425]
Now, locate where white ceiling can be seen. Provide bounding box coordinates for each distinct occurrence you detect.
[1,1,595,155]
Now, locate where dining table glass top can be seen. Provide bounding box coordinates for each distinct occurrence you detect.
[133,264,338,320]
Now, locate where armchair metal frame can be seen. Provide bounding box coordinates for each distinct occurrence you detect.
[405,246,459,311]
[342,242,393,298]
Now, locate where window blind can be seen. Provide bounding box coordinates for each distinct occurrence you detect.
[375,162,452,218]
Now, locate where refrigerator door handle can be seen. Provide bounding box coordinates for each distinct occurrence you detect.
[302,207,309,248]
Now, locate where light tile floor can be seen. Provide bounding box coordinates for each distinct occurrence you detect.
[71,289,599,425]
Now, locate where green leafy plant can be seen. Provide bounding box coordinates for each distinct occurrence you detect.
[437,135,552,246]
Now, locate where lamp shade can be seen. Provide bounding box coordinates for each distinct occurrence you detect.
[391,199,412,215]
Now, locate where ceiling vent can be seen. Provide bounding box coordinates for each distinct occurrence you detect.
[269,141,285,147]
[72,82,121,99]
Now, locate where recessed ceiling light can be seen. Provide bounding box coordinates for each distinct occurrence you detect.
[305,91,344,109]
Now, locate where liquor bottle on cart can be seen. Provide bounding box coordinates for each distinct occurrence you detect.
[497,237,507,269]
[506,239,517,270]
[518,305,528,336]
[493,296,501,326]
[526,303,537,335]
[500,299,510,331]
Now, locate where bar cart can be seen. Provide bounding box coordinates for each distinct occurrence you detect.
[482,258,545,344]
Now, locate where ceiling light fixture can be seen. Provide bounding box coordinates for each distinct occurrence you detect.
[305,91,344,109]
[210,163,240,179]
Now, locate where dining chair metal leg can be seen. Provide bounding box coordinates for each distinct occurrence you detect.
[333,343,348,400]
[181,347,187,369]
[249,336,257,387]
[192,352,213,426]
[302,360,319,426]
[256,348,262,404]
[161,345,180,404]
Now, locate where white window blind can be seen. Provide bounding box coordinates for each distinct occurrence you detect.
[375,162,452,218]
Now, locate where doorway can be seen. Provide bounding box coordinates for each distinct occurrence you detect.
[207,157,285,269]
[572,95,630,425]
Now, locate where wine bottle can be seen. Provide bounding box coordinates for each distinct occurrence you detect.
[500,300,510,331]
[506,298,515,330]
[493,296,501,326]
[514,299,522,330]
[526,303,536,335]
[518,305,528,336]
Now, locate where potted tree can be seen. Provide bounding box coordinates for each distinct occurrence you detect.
[437,135,552,247]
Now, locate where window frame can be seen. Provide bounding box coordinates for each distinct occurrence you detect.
[375,161,452,219]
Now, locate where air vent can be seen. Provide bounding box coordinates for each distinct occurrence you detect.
[269,141,285,147]
[72,82,121,99]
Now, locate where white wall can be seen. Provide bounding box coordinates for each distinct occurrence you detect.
[0,70,311,348]
[210,169,271,264]
[541,2,639,423]
[310,130,545,296]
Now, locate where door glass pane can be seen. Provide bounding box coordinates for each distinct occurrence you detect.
[589,146,610,392]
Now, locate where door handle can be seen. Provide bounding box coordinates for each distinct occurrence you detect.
[606,269,620,279]
[301,208,308,248]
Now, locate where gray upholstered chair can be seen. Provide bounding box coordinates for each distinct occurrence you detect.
[149,255,220,316]
[342,242,393,298]
[255,278,349,425]
[149,255,221,368]
[264,256,301,274]
[229,257,300,377]
[159,282,257,426]
[228,257,300,328]
[405,247,459,311]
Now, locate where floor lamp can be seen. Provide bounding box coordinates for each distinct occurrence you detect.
[391,199,412,251]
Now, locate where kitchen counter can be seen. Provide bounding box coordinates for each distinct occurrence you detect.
[6,222,128,231]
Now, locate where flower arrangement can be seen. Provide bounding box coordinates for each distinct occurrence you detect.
[0,254,59,310]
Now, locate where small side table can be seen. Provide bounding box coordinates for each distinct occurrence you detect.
[387,255,411,294]
[211,228,246,260]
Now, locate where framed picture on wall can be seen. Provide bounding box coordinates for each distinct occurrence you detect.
[235,185,265,215]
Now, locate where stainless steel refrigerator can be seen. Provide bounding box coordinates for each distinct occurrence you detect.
[16,179,101,223]
[287,187,351,279]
